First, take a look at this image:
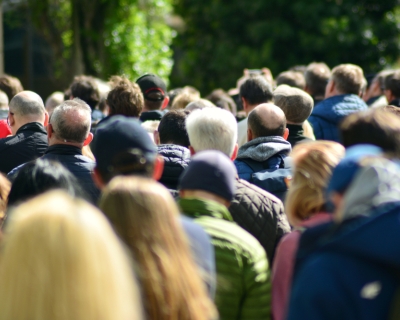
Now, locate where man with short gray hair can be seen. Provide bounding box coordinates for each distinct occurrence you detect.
[186,107,290,263]
[0,91,48,174]
[43,99,99,203]
[274,85,314,147]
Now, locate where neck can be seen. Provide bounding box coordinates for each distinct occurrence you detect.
[49,138,83,149]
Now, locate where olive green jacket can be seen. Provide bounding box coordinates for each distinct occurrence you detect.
[178,198,271,320]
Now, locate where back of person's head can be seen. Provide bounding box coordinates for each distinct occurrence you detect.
[186,107,237,157]
[239,76,273,105]
[273,85,313,124]
[44,91,64,115]
[285,141,345,226]
[0,75,23,101]
[69,75,100,110]
[0,90,9,109]
[248,103,287,138]
[304,62,331,96]
[185,99,216,112]
[384,69,400,98]
[172,91,200,110]
[340,108,400,157]
[0,190,142,320]
[206,89,237,115]
[50,99,91,144]
[136,74,167,111]
[276,71,306,90]
[100,176,215,320]
[9,91,45,119]
[7,159,87,208]
[331,64,365,95]
[91,116,157,183]
[107,76,143,117]
[158,109,190,147]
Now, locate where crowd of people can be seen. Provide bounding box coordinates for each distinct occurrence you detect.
[0,61,398,319]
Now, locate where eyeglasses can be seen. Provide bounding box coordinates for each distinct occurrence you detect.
[7,112,14,126]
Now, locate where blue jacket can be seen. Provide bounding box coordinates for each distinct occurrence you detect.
[308,94,367,142]
[287,203,400,320]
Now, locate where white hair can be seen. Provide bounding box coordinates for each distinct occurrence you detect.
[186,107,237,157]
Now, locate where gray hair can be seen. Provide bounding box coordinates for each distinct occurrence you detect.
[9,91,45,117]
[186,107,237,157]
[50,99,91,143]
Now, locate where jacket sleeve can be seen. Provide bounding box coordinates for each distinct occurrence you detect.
[240,250,271,320]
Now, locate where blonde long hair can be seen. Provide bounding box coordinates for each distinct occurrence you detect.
[100,176,216,320]
[0,191,142,320]
[285,141,345,226]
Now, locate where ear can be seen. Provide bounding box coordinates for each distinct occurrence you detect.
[283,128,289,140]
[179,190,186,198]
[230,143,238,161]
[154,130,160,145]
[152,155,164,181]
[44,111,49,127]
[161,96,170,110]
[92,168,106,189]
[247,128,253,142]
[47,123,53,138]
[189,146,196,156]
[83,132,93,146]
[385,89,394,103]
[325,80,335,98]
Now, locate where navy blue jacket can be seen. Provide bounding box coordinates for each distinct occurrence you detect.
[287,203,400,320]
[42,145,100,204]
[308,94,367,142]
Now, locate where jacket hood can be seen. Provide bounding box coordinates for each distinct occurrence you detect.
[236,136,291,162]
[177,197,234,222]
[318,158,400,269]
[312,94,368,125]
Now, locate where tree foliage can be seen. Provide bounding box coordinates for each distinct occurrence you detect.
[17,0,174,86]
[171,0,400,94]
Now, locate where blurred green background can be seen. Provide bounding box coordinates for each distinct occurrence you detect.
[3,0,400,98]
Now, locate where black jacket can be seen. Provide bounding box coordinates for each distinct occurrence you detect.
[42,145,100,204]
[229,178,291,264]
[157,144,190,191]
[0,122,48,174]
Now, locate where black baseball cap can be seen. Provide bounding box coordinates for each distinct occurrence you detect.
[136,74,167,101]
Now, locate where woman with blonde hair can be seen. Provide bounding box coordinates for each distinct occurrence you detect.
[100,176,216,320]
[271,140,345,320]
[0,191,143,320]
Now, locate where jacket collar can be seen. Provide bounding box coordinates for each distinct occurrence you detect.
[177,197,234,222]
[16,122,47,135]
[45,144,82,156]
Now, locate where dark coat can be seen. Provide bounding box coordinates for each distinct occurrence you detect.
[158,144,190,191]
[229,178,290,263]
[42,144,100,204]
[0,122,48,174]
[287,203,400,320]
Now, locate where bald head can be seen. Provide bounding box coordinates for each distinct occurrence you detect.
[248,103,287,139]
[8,91,47,134]
[9,91,45,117]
